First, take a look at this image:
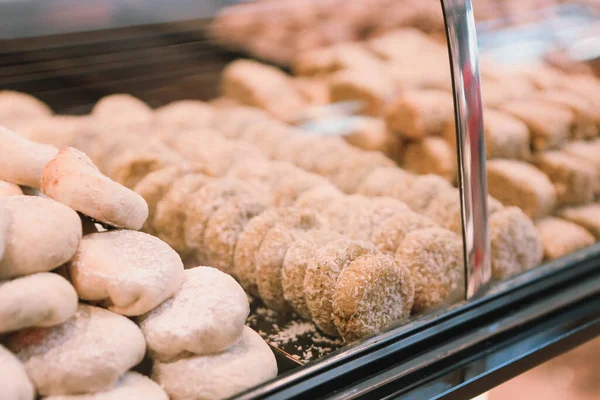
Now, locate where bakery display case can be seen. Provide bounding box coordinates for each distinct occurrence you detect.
[1,0,600,399]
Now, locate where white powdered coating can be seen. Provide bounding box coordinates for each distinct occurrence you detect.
[400,174,452,213]
[154,173,213,254]
[0,196,82,279]
[304,238,377,336]
[333,253,414,342]
[40,147,149,230]
[371,211,437,254]
[0,344,35,400]
[294,184,344,213]
[0,178,23,196]
[203,197,268,274]
[0,126,58,188]
[395,227,464,313]
[324,195,410,241]
[0,273,77,333]
[138,267,249,361]
[490,207,543,279]
[68,230,184,316]
[133,165,186,233]
[7,305,146,397]
[327,151,396,194]
[43,372,168,400]
[152,326,277,400]
[354,167,415,198]
[183,177,270,252]
[282,229,343,319]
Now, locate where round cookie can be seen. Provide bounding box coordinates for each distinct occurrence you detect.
[154,173,213,254]
[282,229,342,319]
[0,126,58,188]
[304,238,377,336]
[152,326,277,400]
[203,197,269,274]
[355,166,415,198]
[0,273,78,334]
[332,253,414,342]
[233,207,320,295]
[490,206,543,279]
[133,165,187,233]
[91,94,153,125]
[155,100,214,129]
[184,177,270,254]
[138,267,249,361]
[0,345,35,400]
[14,115,91,150]
[40,147,149,230]
[43,372,168,400]
[7,305,146,397]
[394,227,464,313]
[0,196,82,280]
[68,230,184,316]
[0,90,52,124]
[294,184,344,213]
[399,174,452,213]
[0,178,23,196]
[256,216,322,312]
[371,211,437,254]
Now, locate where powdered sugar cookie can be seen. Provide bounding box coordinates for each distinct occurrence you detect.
[0,196,82,279]
[138,267,249,361]
[0,178,23,196]
[40,147,149,230]
[0,90,52,125]
[43,372,168,400]
[203,198,269,274]
[256,217,322,311]
[371,211,437,254]
[152,326,277,400]
[91,94,153,126]
[8,305,145,396]
[304,238,377,336]
[354,167,415,198]
[400,174,452,213]
[328,151,396,193]
[0,126,58,188]
[0,273,77,334]
[154,173,213,254]
[0,345,34,400]
[233,207,319,295]
[333,253,414,342]
[184,177,269,253]
[490,207,543,279]
[0,204,9,261]
[294,184,344,213]
[282,229,342,319]
[155,100,214,129]
[68,230,184,316]
[133,166,187,233]
[14,115,91,150]
[395,227,464,313]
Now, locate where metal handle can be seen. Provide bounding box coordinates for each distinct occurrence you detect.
[440,0,491,298]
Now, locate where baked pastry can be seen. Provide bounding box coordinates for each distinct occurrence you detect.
[333,253,414,342]
[68,230,184,316]
[138,267,249,361]
[0,90,52,126]
[395,227,463,313]
[537,89,598,139]
[535,217,595,260]
[13,115,91,150]
[91,94,153,127]
[0,196,82,280]
[371,211,437,254]
[487,159,557,219]
[0,178,23,196]
[304,238,376,336]
[328,68,396,116]
[0,203,9,261]
[7,305,146,396]
[152,326,277,400]
[489,207,543,279]
[354,167,415,199]
[294,184,344,213]
[40,147,149,230]
[398,174,452,213]
[403,137,456,182]
[42,372,168,400]
[155,100,214,129]
[557,203,600,239]
[533,151,595,206]
[0,345,35,400]
[293,43,383,77]
[0,273,77,334]
[0,126,58,188]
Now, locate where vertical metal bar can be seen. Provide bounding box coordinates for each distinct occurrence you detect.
[440,0,491,298]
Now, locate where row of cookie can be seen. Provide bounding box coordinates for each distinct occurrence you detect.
[0,129,277,399]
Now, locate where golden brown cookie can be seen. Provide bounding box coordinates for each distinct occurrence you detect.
[371,211,437,254]
[535,217,595,260]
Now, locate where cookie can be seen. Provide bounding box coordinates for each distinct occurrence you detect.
[91,94,153,127]
[138,267,249,361]
[40,147,149,230]
[0,273,77,334]
[354,167,415,198]
[0,345,35,400]
[0,90,52,125]
[0,178,23,197]
[535,217,595,260]
[294,184,344,213]
[403,137,457,182]
[332,253,414,342]
[304,238,376,336]
[155,100,214,129]
[557,203,600,239]
[68,230,184,316]
[7,305,146,396]
[0,196,82,280]
[371,211,437,254]
[395,227,464,313]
